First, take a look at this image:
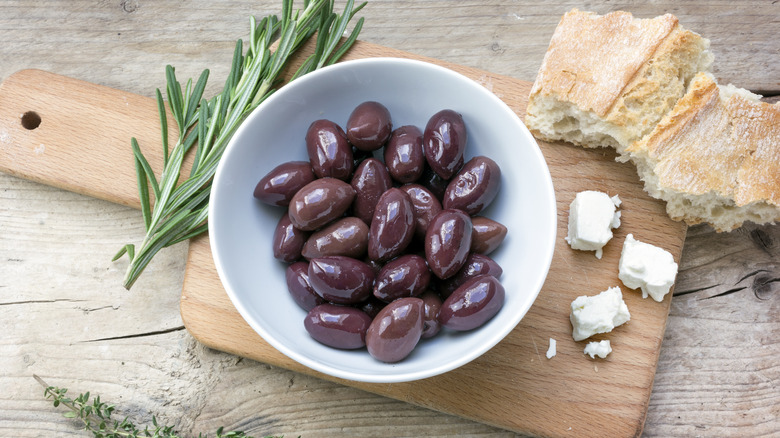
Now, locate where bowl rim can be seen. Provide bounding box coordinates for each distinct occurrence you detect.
[209,56,557,383]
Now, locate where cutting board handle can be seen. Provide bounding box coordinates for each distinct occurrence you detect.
[0,68,178,208]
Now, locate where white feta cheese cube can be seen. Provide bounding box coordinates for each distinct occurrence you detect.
[618,234,679,302]
[584,340,612,359]
[570,286,630,341]
[546,338,557,359]
[565,191,621,259]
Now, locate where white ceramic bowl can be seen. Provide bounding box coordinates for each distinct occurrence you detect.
[210,58,556,383]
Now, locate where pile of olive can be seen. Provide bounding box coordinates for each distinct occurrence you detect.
[253,101,508,363]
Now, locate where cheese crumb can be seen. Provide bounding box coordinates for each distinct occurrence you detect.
[618,234,679,302]
[584,340,612,359]
[570,286,630,341]
[565,191,621,259]
[546,338,557,359]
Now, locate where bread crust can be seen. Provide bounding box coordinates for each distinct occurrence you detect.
[526,9,711,153]
[627,73,780,230]
[731,97,780,207]
[529,9,678,118]
[628,74,746,198]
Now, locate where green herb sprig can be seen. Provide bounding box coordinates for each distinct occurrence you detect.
[35,375,270,438]
[113,0,366,289]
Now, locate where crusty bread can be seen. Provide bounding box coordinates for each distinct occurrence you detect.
[527,9,780,231]
[626,73,780,231]
[526,9,713,156]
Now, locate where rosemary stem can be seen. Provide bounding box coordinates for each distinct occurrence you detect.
[117,0,365,289]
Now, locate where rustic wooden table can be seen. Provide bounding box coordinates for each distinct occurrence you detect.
[1,1,777,437]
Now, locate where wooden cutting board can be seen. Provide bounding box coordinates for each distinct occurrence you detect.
[0,41,686,437]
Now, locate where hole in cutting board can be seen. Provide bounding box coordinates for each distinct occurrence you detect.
[21,111,41,130]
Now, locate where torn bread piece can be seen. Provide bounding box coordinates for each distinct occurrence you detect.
[625,72,780,231]
[526,9,713,156]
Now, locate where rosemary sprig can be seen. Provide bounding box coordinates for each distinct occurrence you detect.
[35,375,270,438]
[113,0,366,289]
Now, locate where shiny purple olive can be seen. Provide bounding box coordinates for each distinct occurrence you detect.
[420,291,442,339]
[288,178,356,231]
[439,275,505,331]
[438,253,503,299]
[400,184,442,241]
[308,256,375,305]
[367,188,415,262]
[443,156,501,215]
[385,125,425,183]
[346,101,393,151]
[423,109,467,180]
[304,304,372,349]
[253,161,315,207]
[350,158,393,224]
[302,217,369,260]
[373,254,431,303]
[286,262,325,311]
[470,216,508,255]
[425,209,473,279]
[305,119,353,180]
[365,297,424,363]
[272,213,308,263]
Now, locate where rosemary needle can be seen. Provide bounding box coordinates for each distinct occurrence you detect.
[114,0,366,289]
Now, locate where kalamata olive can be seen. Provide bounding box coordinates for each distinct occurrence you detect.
[439,275,505,331]
[385,125,425,183]
[420,291,442,339]
[368,188,415,262]
[418,165,449,201]
[288,178,356,231]
[423,109,467,180]
[425,209,473,279]
[302,217,369,260]
[308,256,375,304]
[365,297,424,363]
[442,156,501,215]
[304,304,372,349]
[305,119,353,180]
[350,158,393,224]
[346,101,393,151]
[470,216,508,255]
[373,254,431,303]
[286,262,325,311]
[400,184,442,241]
[253,161,315,207]
[438,253,503,299]
[272,213,308,263]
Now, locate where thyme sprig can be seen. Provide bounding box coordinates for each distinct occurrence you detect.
[35,375,268,438]
[113,0,366,289]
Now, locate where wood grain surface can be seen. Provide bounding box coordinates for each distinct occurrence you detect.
[0,1,777,437]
